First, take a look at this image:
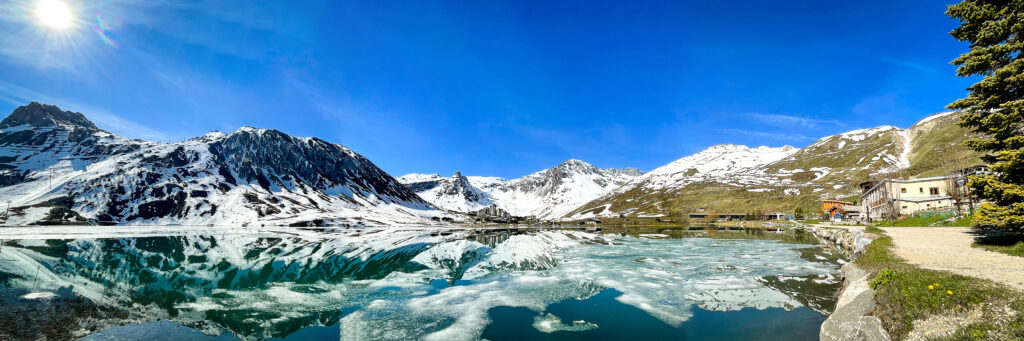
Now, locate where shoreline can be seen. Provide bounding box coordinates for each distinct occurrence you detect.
[807,225,891,341]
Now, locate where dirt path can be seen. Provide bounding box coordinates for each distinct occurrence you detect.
[882,227,1024,290]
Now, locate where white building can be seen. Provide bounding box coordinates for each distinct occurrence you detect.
[860,176,958,220]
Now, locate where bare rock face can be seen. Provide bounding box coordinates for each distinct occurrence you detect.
[0,102,99,130]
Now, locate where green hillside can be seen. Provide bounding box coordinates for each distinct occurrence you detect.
[567,112,983,219]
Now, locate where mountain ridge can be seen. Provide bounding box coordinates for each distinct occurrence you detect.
[0,103,443,226]
[398,159,644,219]
[565,111,982,219]
[0,102,981,225]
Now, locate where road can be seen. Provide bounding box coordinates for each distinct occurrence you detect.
[882,226,1024,290]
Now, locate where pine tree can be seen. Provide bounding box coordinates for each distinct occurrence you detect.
[947,1,1024,231]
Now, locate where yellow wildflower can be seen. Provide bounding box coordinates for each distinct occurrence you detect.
[928,285,934,290]
[947,290,953,295]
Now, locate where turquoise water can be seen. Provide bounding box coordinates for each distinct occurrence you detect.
[0,228,844,340]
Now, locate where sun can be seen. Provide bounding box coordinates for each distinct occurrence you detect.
[36,0,73,29]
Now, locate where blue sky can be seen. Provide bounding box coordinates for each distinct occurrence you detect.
[0,0,976,178]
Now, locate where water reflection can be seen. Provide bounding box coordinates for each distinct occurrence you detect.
[0,228,843,340]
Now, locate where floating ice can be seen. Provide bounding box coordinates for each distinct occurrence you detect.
[0,228,842,341]
[532,313,599,333]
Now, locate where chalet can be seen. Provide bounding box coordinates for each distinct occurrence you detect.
[827,205,864,222]
[820,200,853,216]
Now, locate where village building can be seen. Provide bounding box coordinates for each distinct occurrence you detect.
[820,200,853,217]
[860,176,958,220]
[687,212,747,221]
[826,205,864,222]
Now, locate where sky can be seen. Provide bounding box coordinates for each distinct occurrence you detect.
[0,0,978,178]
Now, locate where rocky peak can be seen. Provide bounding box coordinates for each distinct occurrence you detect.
[553,159,599,175]
[610,167,644,177]
[1,102,100,130]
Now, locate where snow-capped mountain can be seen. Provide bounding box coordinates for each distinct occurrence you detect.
[0,102,443,226]
[626,144,799,191]
[399,159,644,220]
[567,111,981,218]
[396,172,493,212]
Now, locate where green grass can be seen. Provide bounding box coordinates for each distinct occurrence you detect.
[854,228,1024,340]
[875,214,972,227]
[798,219,820,224]
[972,232,1024,258]
[854,234,898,272]
[934,300,1024,340]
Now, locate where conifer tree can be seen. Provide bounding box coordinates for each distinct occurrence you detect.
[947,0,1024,231]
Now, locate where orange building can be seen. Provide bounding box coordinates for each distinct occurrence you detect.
[821,200,853,216]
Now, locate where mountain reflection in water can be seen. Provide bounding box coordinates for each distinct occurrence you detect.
[0,228,844,340]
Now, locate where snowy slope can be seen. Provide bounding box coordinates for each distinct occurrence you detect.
[397,172,493,212]
[399,160,643,220]
[0,102,447,226]
[626,144,798,190]
[567,111,973,218]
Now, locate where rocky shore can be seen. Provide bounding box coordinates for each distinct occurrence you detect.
[808,225,891,341]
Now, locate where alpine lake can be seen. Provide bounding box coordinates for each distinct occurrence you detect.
[0,226,846,340]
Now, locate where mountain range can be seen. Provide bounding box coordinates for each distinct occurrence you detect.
[397,160,643,219]
[0,102,980,225]
[565,111,981,219]
[0,102,443,226]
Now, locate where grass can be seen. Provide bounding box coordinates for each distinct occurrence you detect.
[875,214,972,227]
[853,227,1024,340]
[972,232,1024,258]
[935,299,1024,340]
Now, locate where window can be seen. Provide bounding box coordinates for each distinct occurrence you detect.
[901,187,907,193]
[929,187,939,195]
[919,187,924,193]
[902,205,908,209]
[927,204,931,208]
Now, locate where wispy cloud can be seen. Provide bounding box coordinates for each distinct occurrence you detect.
[749,113,843,129]
[721,128,813,142]
[283,73,430,150]
[0,80,171,141]
[877,57,942,75]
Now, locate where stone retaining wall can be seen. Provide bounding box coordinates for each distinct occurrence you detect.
[807,225,891,341]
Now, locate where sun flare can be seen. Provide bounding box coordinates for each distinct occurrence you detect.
[36,0,73,29]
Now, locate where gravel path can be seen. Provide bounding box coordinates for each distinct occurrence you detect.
[882,227,1024,290]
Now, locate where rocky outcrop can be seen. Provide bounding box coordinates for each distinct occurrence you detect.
[809,225,890,341]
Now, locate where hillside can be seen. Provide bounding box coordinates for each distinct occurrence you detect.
[0,102,446,226]
[566,111,983,219]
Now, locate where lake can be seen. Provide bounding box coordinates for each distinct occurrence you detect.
[0,227,845,340]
